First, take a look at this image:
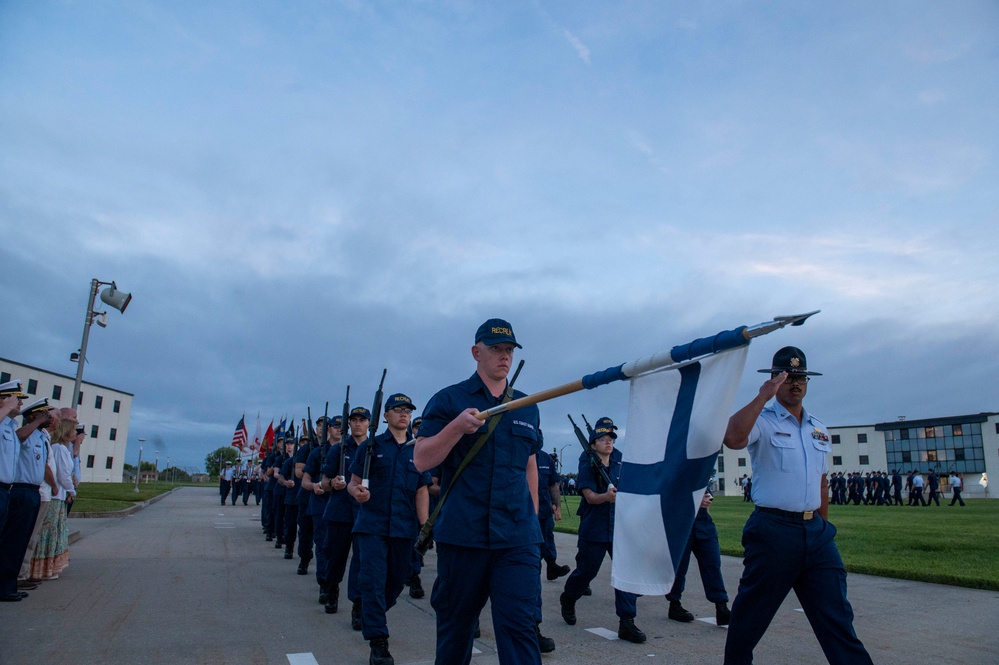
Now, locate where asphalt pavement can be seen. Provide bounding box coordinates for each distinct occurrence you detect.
[2,486,996,664]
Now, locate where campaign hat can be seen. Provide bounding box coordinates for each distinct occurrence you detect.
[475,318,522,349]
[757,346,822,376]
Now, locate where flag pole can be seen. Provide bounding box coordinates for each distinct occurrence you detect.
[474,310,819,421]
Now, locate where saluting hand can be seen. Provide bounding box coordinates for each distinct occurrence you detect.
[759,371,788,400]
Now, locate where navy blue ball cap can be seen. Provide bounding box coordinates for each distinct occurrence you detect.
[757,346,822,376]
[412,417,422,427]
[385,393,416,411]
[594,417,618,431]
[349,407,372,421]
[589,426,617,443]
[330,415,343,428]
[475,318,522,348]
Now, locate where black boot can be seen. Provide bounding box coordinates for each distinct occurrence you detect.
[324,586,339,614]
[297,560,309,575]
[618,617,647,643]
[546,562,570,580]
[668,600,694,622]
[559,592,576,625]
[581,586,592,596]
[409,573,424,599]
[368,636,393,665]
[715,601,731,626]
[536,623,555,653]
[351,599,363,631]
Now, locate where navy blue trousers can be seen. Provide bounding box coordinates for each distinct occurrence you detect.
[563,539,638,619]
[432,543,541,665]
[312,515,328,584]
[273,493,286,542]
[724,510,872,665]
[323,520,360,601]
[296,502,313,562]
[539,514,557,564]
[0,487,40,596]
[357,534,412,639]
[283,501,298,553]
[667,520,728,603]
[261,489,274,536]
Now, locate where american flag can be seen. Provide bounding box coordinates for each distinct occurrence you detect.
[231,415,248,450]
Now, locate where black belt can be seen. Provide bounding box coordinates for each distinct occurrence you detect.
[0,482,11,491]
[757,506,816,521]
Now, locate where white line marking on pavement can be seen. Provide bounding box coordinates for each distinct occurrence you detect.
[287,653,319,665]
[696,617,727,628]
[586,627,619,640]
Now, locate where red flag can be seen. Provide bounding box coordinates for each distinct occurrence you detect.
[261,420,275,457]
[231,415,248,450]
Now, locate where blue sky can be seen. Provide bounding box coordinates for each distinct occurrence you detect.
[1,1,997,471]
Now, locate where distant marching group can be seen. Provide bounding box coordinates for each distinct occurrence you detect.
[827,469,967,507]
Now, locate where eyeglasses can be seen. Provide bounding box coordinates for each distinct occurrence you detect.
[782,374,809,385]
[388,407,414,414]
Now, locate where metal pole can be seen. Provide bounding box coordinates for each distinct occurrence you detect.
[134,438,144,493]
[71,279,100,411]
[154,451,159,487]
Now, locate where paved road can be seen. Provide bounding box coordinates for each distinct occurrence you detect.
[2,487,997,664]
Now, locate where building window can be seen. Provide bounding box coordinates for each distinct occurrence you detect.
[901,451,912,463]
[86,455,95,468]
[719,478,725,492]
[900,429,910,440]
[833,456,842,466]
[0,372,9,383]
[927,450,937,461]
[955,449,966,461]
[105,456,114,469]
[738,458,746,467]
[717,457,725,472]
[109,428,117,441]
[857,433,867,443]
[77,391,83,406]
[27,379,37,395]
[831,434,841,444]
[113,400,121,413]
[952,425,963,436]
[52,385,62,400]
[859,455,870,465]
[90,425,99,438]
[95,395,103,409]
[925,427,936,438]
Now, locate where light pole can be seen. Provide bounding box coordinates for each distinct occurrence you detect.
[154,451,159,487]
[71,278,132,410]
[166,456,171,484]
[133,438,145,493]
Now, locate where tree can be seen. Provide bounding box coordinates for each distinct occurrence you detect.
[160,466,191,483]
[205,447,240,478]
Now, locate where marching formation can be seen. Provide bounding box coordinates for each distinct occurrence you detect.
[218,317,871,665]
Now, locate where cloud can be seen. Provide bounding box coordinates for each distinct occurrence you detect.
[562,28,591,64]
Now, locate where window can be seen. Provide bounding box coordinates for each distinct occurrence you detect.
[77,391,83,406]
[109,428,117,441]
[925,427,936,438]
[831,434,841,444]
[86,455,95,468]
[833,456,842,466]
[113,400,121,413]
[0,372,9,383]
[927,450,937,462]
[859,455,870,465]
[90,425,99,438]
[719,478,725,492]
[738,458,746,467]
[857,433,867,443]
[105,456,114,469]
[52,385,62,400]
[717,457,725,473]
[900,429,910,440]
[952,425,963,436]
[95,395,103,409]
[955,449,966,461]
[901,451,912,463]
[27,379,37,395]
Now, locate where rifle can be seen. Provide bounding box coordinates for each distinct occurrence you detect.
[567,414,614,490]
[581,414,595,438]
[361,369,387,489]
[339,386,350,481]
[319,401,329,468]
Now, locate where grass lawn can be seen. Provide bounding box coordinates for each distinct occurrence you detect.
[556,495,999,591]
[71,481,190,514]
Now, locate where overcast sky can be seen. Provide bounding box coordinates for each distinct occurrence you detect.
[2,1,997,472]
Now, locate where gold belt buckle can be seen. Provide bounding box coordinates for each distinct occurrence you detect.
[802,511,814,520]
